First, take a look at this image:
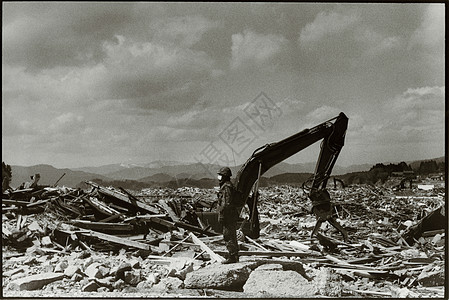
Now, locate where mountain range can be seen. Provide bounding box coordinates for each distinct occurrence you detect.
[7,157,444,189]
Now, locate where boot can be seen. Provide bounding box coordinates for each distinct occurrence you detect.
[222,254,239,264]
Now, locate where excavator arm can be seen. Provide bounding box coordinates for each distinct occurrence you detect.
[234,112,349,240]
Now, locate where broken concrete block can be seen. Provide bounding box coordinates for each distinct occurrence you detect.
[82,281,99,292]
[94,277,114,290]
[71,273,83,282]
[136,280,154,290]
[27,221,44,233]
[82,257,95,270]
[41,236,52,247]
[130,258,141,269]
[97,286,110,293]
[146,272,160,285]
[112,279,126,290]
[98,266,110,278]
[85,262,103,279]
[175,262,194,280]
[151,277,184,291]
[8,272,65,291]
[184,262,257,290]
[54,260,68,273]
[112,262,132,280]
[124,270,141,286]
[64,265,82,278]
[243,270,314,297]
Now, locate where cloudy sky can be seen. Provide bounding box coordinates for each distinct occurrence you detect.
[2,2,445,169]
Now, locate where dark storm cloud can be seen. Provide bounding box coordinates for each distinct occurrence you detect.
[2,3,140,70]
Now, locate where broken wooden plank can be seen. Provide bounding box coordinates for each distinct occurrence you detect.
[85,181,159,214]
[123,214,167,222]
[189,232,224,263]
[98,213,124,223]
[162,235,191,257]
[214,250,314,258]
[2,199,31,206]
[245,236,268,251]
[346,256,382,265]
[71,220,134,233]
[149,216,218,236]
[351,289,391,297]
[422,229,445,237]
[26,199,50,208]
[79,230,151,251]
[84,196,122,217]
[158,199,180,222]
[119,187,143,209]
[288,240,322,256]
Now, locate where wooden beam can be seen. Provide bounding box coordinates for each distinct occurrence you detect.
[214,250,313,258]
[83,196,121,216]
[149,216,219,236]
[71,220,134,232]
[79,230,151,250]
[245,236,268,251]
[123,214,167,222]
[158,199,180,222]
[85,181,159,214]
[2,199,31,206]
[189,232,224,263]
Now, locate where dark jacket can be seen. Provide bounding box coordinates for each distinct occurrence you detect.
[217,181,238,223]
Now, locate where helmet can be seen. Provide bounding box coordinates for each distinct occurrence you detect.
[217,167,232,177]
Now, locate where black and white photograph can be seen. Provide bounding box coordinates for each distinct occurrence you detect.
[2,2,446,298]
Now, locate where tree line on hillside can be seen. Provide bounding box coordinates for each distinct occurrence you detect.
[338,160,445,185]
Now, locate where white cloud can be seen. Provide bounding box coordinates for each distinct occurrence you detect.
[409,4,445,49]
[230,30,288,69]
[390,86,445,112]
[304,105,342,125]
[376,86,445,144]
[95,35,216,110]
[299,11,359,46]
[358,31,402,58]
[152,15,221,47]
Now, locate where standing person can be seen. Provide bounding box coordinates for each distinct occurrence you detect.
[217,167,239,264]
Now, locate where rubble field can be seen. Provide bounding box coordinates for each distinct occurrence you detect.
[2,179,446,298]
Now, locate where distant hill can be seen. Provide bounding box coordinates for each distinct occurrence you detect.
[72,160,186,175]
[7,156,444,190]
[408,156,445,170]
[105,163,235,180]
[139,173,175,183]
[9,164,111,189]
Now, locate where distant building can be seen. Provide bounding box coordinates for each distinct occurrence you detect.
[428,173,444,181]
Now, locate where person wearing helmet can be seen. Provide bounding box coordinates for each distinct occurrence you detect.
[217,166,239,264]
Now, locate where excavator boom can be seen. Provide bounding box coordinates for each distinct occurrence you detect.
[234,112,348,202]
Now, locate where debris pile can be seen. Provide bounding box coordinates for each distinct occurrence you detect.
[2,177,446,298]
